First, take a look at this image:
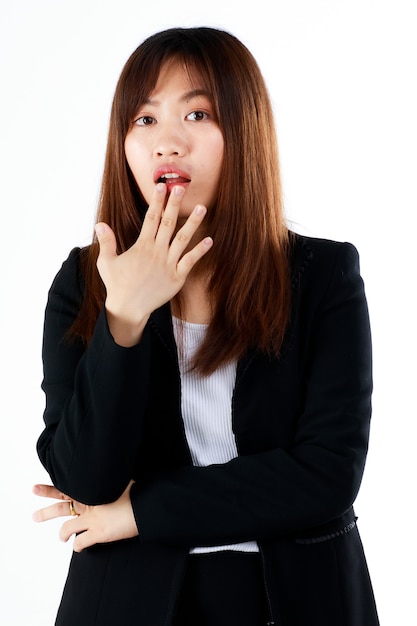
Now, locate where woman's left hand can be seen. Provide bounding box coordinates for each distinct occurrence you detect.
[32,481,138,553]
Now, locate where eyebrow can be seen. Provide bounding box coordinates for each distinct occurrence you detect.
[145,89,211,106]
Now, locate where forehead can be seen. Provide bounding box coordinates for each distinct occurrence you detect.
[148,59,209,99]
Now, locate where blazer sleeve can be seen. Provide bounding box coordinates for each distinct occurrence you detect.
[132,241,373,546]
[37,248,152,504]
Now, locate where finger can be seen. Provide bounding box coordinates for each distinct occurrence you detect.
[138,183,167,240]
[177,236,214,279]
[154,186,184,244]
[33,500,76,523]
[168,203,207,258]
[60,517,86,543]
[32,484,69,501]
[73,530,93,553]
[95,222,118,264]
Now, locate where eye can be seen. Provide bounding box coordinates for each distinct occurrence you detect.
[186,110,208,122]
[134,115,156,126]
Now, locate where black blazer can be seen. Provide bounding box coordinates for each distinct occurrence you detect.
[37,234,379,625]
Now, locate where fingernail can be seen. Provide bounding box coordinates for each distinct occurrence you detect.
[95,223,105,236]
[156,182,166,193]
[174,186,184,196]
[195,205,206,216]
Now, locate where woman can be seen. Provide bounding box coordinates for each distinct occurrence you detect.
[33,27,379,625]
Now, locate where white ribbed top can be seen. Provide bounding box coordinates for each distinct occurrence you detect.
[172,317,258,554]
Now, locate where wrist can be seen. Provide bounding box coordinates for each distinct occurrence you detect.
[105,306,149,347]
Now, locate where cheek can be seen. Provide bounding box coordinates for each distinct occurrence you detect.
[212,145,224,183]
[213,135,224,172]
[200,134,224,183]
[124,137,150,192]
[212,128,224,153]
[124,135,140,174]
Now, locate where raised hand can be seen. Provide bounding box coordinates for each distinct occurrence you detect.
[95,183,213,346]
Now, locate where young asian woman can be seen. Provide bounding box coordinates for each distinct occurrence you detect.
[33,27,379,626]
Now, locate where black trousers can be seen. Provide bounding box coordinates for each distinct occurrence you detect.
[173,551,270,626]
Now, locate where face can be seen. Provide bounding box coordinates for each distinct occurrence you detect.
[124,60,224,220]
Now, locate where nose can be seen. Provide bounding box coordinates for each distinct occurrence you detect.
[154,122,187,158]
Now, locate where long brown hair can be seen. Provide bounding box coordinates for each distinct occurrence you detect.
[70,27,292,375]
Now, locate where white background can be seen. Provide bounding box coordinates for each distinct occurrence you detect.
[1,0,416,624]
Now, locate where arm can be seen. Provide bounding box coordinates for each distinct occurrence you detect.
[37,185,212,505]
[36,249,153,504]
[132,242,373,546]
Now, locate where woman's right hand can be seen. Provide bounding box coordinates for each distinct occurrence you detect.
[95,183,213,346]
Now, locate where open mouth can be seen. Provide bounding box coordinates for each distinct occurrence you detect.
[157,172,191,184]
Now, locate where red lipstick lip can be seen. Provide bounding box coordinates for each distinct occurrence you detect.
[153,165,192,184]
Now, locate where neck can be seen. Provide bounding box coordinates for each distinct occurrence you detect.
[172,274,212,324]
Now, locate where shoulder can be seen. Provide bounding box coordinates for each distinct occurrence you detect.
[48,246,90,309]
[290,232,359,267]
[289,232,361,286]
